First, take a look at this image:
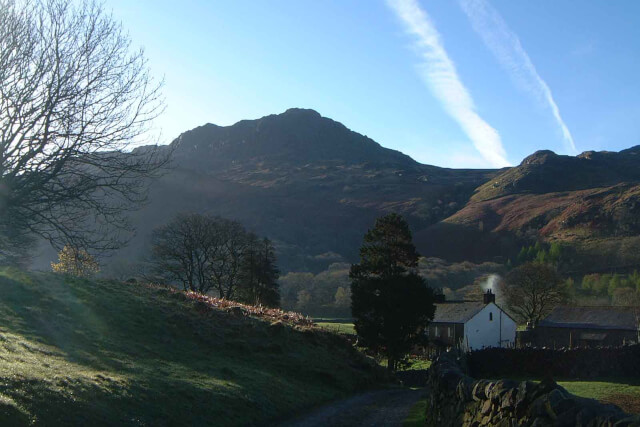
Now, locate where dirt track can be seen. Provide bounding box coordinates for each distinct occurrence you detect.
[279,388,427,427]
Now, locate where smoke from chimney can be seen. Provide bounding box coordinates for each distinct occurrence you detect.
[481,274,500,293]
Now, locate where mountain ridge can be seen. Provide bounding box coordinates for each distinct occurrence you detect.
[114,109,495,274]
[105,109,640,276]
[472,146,640,202]
[419,144,640,272]
[168,108,420,171]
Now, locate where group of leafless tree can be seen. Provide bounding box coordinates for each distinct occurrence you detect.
[150,213,280,307]
[0,0,167,264]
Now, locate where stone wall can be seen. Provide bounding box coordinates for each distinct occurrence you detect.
[426,353,640,427]
[467,345,640,379]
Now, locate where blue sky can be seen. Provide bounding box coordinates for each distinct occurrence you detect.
[106,0,640,168]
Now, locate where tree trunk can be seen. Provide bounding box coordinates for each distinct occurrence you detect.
[387,357,395,372]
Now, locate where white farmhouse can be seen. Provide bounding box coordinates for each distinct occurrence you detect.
[426,290,516,351]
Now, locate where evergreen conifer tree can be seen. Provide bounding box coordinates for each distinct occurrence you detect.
[350,213,435,371]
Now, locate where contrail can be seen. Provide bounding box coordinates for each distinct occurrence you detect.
[460,0,577,154]
[386,0,511,168]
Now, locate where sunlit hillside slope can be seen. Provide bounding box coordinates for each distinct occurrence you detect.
[0,269,386,426]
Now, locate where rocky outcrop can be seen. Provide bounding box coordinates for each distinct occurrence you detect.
[426,353,640,426]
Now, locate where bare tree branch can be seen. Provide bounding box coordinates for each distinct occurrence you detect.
[0,0,169,260]
[500,262,569,326]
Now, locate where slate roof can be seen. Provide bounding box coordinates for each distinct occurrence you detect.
[432,301,486,324]
[539,306,640,331]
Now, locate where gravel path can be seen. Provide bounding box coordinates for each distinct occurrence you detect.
[279,388,427,427]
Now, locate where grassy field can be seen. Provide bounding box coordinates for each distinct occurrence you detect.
[0,268,387,426]
[314,320,356,335]
[557,379,640,414]
[493,376,640,415]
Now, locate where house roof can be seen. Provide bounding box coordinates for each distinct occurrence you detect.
[539,306,640,331]
[432,301,486,324]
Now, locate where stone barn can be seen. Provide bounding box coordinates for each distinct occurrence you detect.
[426,290,516,351]
[535,306,640,348]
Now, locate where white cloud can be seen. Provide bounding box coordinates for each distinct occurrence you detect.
[386,0,511,168]
[460,0,577,154]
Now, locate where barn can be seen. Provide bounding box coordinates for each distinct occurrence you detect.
[534,306,640,348]
[426,290,516,351]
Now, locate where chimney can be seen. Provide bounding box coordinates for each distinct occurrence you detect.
[434,292,446,303]
[483,289,495,304]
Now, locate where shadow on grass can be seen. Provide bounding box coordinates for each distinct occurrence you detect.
[0,269,388,425]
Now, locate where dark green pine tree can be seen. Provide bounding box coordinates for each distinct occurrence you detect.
[350,213,436,371]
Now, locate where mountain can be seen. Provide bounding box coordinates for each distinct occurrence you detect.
[416,147,640,273]
[113,108,495,273]
[41,108,639,278]
[471,147,640,202]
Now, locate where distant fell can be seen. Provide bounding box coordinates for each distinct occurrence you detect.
[472,147,640,202]
[170,108,417,169]
[82,109,640,277]
[115,109,494,274]
[417,146,640,273]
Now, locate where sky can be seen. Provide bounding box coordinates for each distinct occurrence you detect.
[105,0,640,168]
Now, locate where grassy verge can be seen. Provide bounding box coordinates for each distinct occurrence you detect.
[0,268,387,425]
[403,397,427,426]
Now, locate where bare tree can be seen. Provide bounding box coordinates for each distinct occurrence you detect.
[237,234,280,307]
[500,262,570,326]
[150,213,218,293]
[150,213,281,303]
[0,0,167,258]
[210,220,249,300]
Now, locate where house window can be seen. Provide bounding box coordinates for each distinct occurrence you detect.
[425,328,429,337]
[448,327,452,337]
[435,326,439,336]
[489,312,493,321]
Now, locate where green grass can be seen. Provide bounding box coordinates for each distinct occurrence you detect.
[373,357,431,371]
[311,319,432,373]
[313,318,356,335]
[403,358,431,371]
[403,397,427,426]
[315,322,356,335]
[557,379,640,414]
[0,268,387,425]
[500,375,640,414]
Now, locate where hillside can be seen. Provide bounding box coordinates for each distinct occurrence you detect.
[30,109,640,278]
[471,147,640,202]
[106,108,495,274]
[416,148,640,272]
[0,268,387,425]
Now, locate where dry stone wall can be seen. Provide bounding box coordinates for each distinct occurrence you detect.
[426,353,640,427]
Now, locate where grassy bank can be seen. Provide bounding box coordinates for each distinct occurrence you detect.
[0,269,387,425]
[403,396,428,426]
